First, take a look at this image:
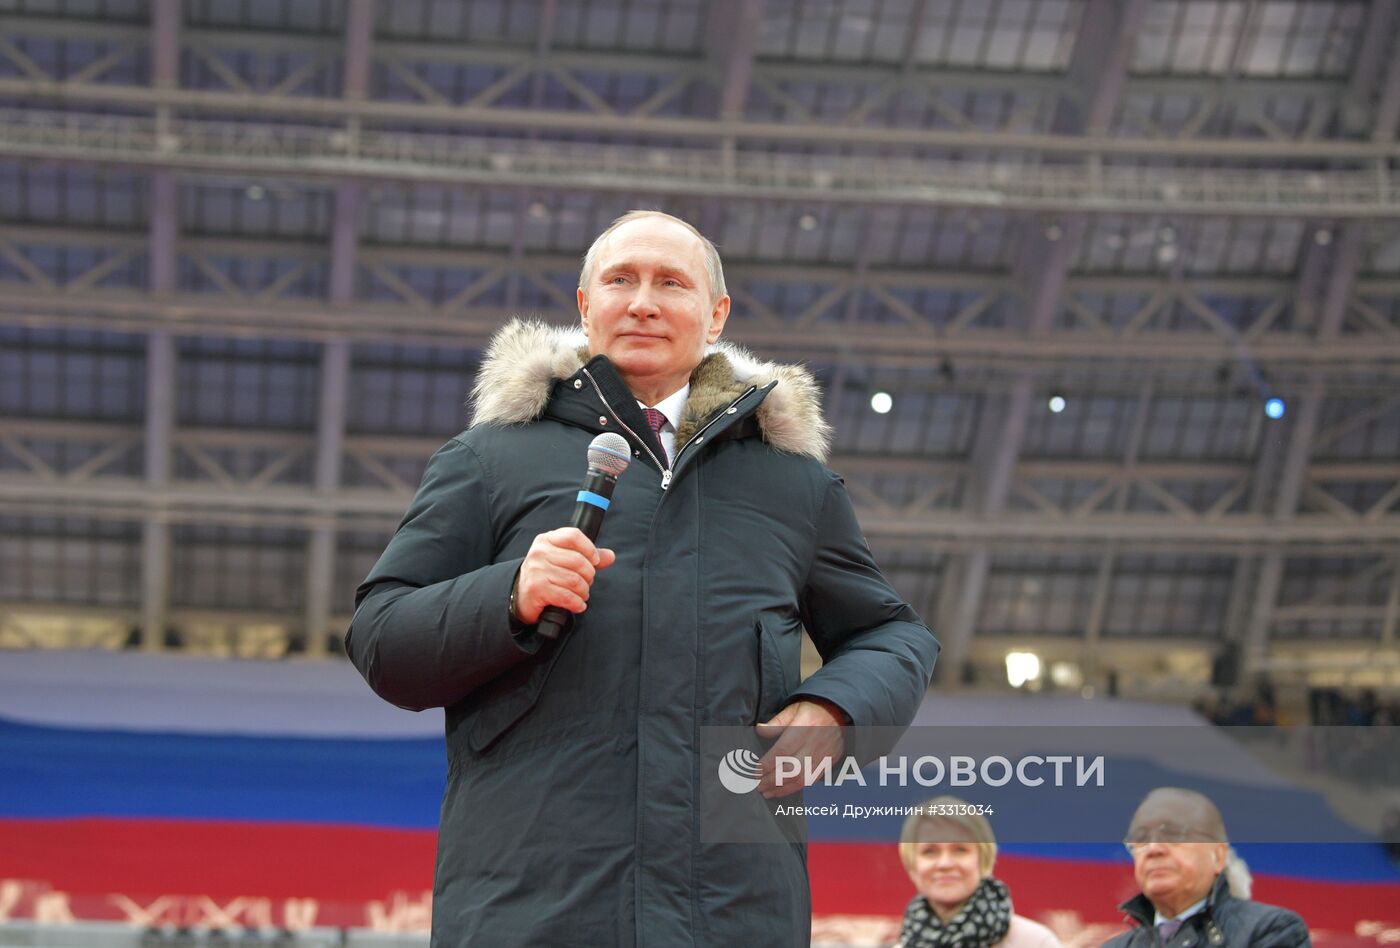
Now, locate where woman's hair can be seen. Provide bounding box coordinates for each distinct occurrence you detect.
[897,795,998,877]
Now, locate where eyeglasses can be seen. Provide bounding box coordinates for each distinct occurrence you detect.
[1122,823,1219,854]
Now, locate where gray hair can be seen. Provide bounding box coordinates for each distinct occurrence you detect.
[1224,848,1252,898]
[578,210,727,306]
[1134,787,1229,842]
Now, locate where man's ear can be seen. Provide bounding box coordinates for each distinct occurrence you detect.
[577,287,590,330]
[706,295,731,343]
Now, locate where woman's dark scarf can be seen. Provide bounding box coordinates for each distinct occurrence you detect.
[899,877,1013,947]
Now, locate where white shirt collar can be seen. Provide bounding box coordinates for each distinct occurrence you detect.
[640,384,689,431]
[1154,896,1208,926]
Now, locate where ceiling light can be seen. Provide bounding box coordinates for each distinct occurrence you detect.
[1265,397,1286,420]
[798,213,818,231]
[870,391,893,414]
[1048,394,1066,413]
[1006,652,1042,688]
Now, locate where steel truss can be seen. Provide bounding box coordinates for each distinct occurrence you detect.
[2,417,1398,547]
[3,2,1400,662]
[3,224,1400,372]
[0,12,1396,153]
[1,8,1398,217]
[1,107,1395,218]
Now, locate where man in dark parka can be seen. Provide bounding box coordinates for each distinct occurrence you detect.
[347,210,939,946]
[1104,788,1310,947]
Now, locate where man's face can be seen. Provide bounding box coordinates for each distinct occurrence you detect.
[1126,795,1227,915]
[577,216,730,402]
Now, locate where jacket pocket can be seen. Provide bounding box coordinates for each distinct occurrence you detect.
[465,637,570,755]
[755,613,799,725]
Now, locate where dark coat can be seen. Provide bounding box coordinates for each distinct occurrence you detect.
[347,320,939,947]
[1102,873,1310,948]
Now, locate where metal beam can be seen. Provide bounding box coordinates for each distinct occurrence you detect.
[937,2,1144,684]
[1243,0,1394,649]
[1082,381,1155,678]
[1384,560,1400,646]
[4,280,1399,374]
[341,0,373,100]
[708,0,759,119]
[2,473,1398,547]
[303,339,347,655]
[303,0,373,657]
[0,11,1365,104]
[1054,0,1149,134]
[0,127,1337,219]
[12,220,1400,302]
[0,109,1394,219]
[7,290,1397,364]
[1220,409,1287,648]
[936,377,1035,681]
[3,78,1397,163]
[140,0,180,654]
[140,329,174,654]
[7,221,1357,291]
[1340,0,1397,136]
[0,8,1389,160]
[11,416,1400,486]
[1375,31,1400,143]
[706,0,760,177]
[0,597,1376,657]
[302,192,357,654]
[1243,225,1366,673]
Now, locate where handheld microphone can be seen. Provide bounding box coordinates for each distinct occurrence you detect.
[536,431,632,639]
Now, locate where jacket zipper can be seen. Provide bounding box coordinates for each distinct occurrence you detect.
[581,367,671,487]
[673,384,757,466]
[580,369,756,491]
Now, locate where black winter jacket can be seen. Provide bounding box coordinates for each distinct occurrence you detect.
[1102,873,1310,948]
[347,320,939,947]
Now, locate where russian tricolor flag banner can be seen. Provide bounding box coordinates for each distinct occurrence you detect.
[1,651,1397,944]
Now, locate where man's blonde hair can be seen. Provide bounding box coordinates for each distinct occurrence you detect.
[578,209,728,306]
[897,795,998,877]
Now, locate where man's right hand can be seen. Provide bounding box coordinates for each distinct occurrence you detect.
[512,527,616,624]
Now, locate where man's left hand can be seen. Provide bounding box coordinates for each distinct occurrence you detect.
[754,699,849,799]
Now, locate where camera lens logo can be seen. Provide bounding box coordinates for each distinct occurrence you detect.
[717,748,763,795]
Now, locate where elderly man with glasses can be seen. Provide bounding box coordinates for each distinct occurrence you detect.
[1103,787,1310,947]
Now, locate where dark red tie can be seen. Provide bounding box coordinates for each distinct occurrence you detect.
[643,408,668,460]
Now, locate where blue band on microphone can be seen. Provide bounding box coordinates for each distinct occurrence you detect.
[577,490,611,510]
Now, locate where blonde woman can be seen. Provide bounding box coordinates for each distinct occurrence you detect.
[895,796,1061,947]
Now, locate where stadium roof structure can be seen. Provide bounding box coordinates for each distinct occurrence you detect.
[1,0,1398,691]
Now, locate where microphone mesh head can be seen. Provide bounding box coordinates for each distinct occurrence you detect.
[587,432,632,476]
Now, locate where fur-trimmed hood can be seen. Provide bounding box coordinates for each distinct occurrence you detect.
[469,318,831,462]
